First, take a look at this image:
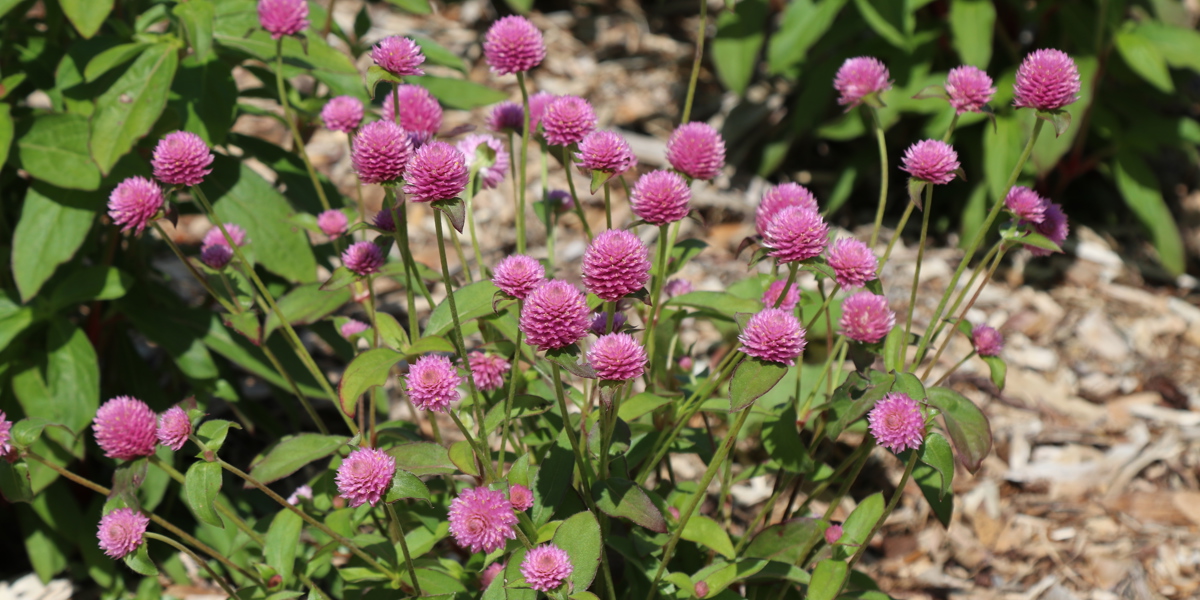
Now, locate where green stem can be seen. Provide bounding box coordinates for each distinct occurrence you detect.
[275,38,331,213]
[803,283,839,331]
[902,184,935,362]
[448,410,498,481]
[921,244,1006,381]
[680,0,708,125]
[516,73,532,254]
[388,192,421,340]
[867,107,889,248]
[498,313,524,475]
[153,223,237,314]
[562,146,593,241]
[466,177,487,280]
[366,273,380,349]
[385,503,423,596]
[145,532,238,598]
[603,181,613,230]
[249,308,330,435]
[642,224,671,384]
[834,449,920,598]
[550,362,597,490]
[934,351,976,387]
[878,199,916,271]
[942,112,961,143]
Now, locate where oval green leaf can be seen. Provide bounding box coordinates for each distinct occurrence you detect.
[551,511,602,592]
[338,348,402,417]
[184,461,224,528]
[249,434,347,485]
[729,356,787,412]
[926,386,993,473]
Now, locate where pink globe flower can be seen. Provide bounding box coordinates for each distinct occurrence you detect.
[945,66,995,114]
[481,563,506,588]
[341,319,370,338]
[827,238,877,289]
[456,134,510,190]
[1026,202,1069,257]
[371,36,425,77]
[200,244,233,270]
[317,209,349,238]
[542,96,596,146]
[834,57,891,109]
[449,487,519,554]
[381,85,443,143]
[666,122,726,181]
[520,280,591,351]
[372,209,396,233]
[972,324,1004,357]
[336,447,396,508]
[868,393,925,453]
[756,183,819,237]
[352,120,413,184]
[630,170,690,225]
[761,279,800,310]
[258,0,307,39]
[405,355,463,412]
[93,396,158,461]
[1013,49,1081,112]
[484,15,546,76]
[528,91,557,133]
[468,351,511,393]
[576,130,636,175]
[202,224,247,247]
[840,291,895,343]
[404,141,468,202]
[764,206,829,263]
[156,406,191,451]
[0,410,12,457]
[588,332,647,381]
[664,278,693,298]
[695,581,710,599]
[509,484,534,511]
[582,229,651,301]
[521,544,573,592]
[493,255,545,299]
[321,96,364,133]
[824,524,844,545]
[342,241,385,276]
[97,508,150,559]
[900,139,960,185]
[739,308,807,366]
[488,101,524,133]
[108,177,164,235]
[152,131,214,187]
[1005,186,1047,224]
[287,484,313,505]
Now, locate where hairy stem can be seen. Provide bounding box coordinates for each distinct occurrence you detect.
[867,108,890,248]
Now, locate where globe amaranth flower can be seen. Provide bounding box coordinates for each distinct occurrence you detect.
[840,291,895,343]
[372,209,396,233]
[824,524,844,545]
[868,393,925,453]
[457,134,510,190]
[576,130,636,175]
[666,122,726,181]
[108,177,164,235]
[695,581,710,599]
[352,120,413,184]
[589,311,628,336]
[1026,202,1069,257]
[371,36,425,77]
[493,254,545,299]
[582,229,651,302]
[1005,186,1047,224]
[0,410,12,457]
[1013,48,1081,111]
[756,183,819,237]
[738,308,807,366]
[834,57,891,109]
[827,238,877,289]
[509,484,534,511]
[588,332,647,381]
[258,0,307,39]
[468,351,510,393]
[488,101,524,133]
[317,209,348,238]
[761,279,800,311]
[381,85,442,143]
[520,280,591,351]
[630,170,690,225]
[203,223,248,247]
[287,484,313,505]
[321,96,364,133]
[481,563,506,588]
[97,508,150,559]
[521,544,573,592]
[93,396,158,461]
[200,244,233,270]
[404,141,468,202]
[900,139,960,185]
[972,324,1004,357]
[528,91,557,133]
[152,131,214,187]
[542,95,596,146]
[449,487,519,554]
[342,241,385,275]
[664,278,693,298]
[406,355,463,412]
[764,206,829,263]
[484,15,546,76]
[341,319,370,338]
[945,65,995,114]
[156,406,191,451]
[336,447,396,508]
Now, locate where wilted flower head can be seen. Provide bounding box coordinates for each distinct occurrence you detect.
[152,131,214,186]
[257,0,307,38]
[156,406,191,451]
[97,508,149,559]
[93,396,158,461]
[352,120,413,184]
[664,278,694,298]
[371,36,425,77]
[488,101,525,133]
[404,141,468,202]
[630,170,690,225]
[589,311,628,336]
[108,177,164,235]
[840,291,895,343]
[317,209,349,238]
[764,206,829,263]
[381,85,443,142]
[528,91,557,133]
[1026,202,1069,257]
[834,57,891,109]
[542,95,596,146]
[582,229,652,302]
[868,393,925,453]
[341,319,370,338]
[972,324,1004,357]
[588,332,647,381]
[761,279,800,310]
[945,66,995,114]
[203,224,248,248]
[481,563,506,588]
[666,122,726,181]
[406,355,463,412]
[827,238,877,289]
[493,255,545,299]
[468,351,511,393]
[457,134,510,190]
[287,485,313,505]
[1013,49,1081,112]
[336,447,395,508]
[739,308,807,366]
[576,130,637,175]
[0,411,11,457]
[509,484,534,511]
[449,487,519,554]
[200,244,233,270]
[756,183,819,237]
[900,139,960,185]
[484,15,546,75]
[321,96,364,133]
[521,544,573,592]
[520,280,591,351]
[342,241,385,275]
[1005,186,1047,224]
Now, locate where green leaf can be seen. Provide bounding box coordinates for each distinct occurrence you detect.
[545,344,598,379]
[1029,57,1097,175]
[1115,26,1174,93]
[592,478,667,533]
[0,104,12,167]
[84,43,149,82]
[0,461,34,503]
[338,348,402,417]
[729,357,788,412]
[375,312,409,350]
[16,113,102,190]
[321,266,357,291]
[89,43,179,175]
[263,283,352,340]
[744,518,825,564]
[551,511,603,592]
[483,395,552,434]
[195,419,240,454]
[449,440,480,476]
[853,0,909,51]
[249,434,347,485]
[840,491,883,548]
[918,432,954,499]
[981,355,1006,391]
[365,65,403,100]
[926,386,992,473]
[1016,231,1064,253]
[60,0,113,38]
[711,0,769,95]
[184,461,224,528]
[1113,151,1185,276]
[913,459,954,528]
[826,373,894,440]
[532,430,574,525]
[387,442,456,476]
[1142,22,1200,73]
[766,0,849,77]
[502,0,532,14]
[11,183,97,301]
[617,392,673,422]
[425,280,499,337]
[666,291,761,320]
[265,509,303,584]
[694,559,768,596]
[807,559,848,600]
[43,318,100,452]
[124,542,158,576]
[983,114,1021,204]
[412,36,466,74]
[433,197,466,233]
[407,75,509,110]
[384,469,431,503]
[763,404,811,474]
[892,371,927,401]
[882,326,906,374]
[948,0,995,67]
[173,0,215,60]
[170,54,238,147]
[681,514,736,559]
[48,266,133,311]
[385,0,432,14]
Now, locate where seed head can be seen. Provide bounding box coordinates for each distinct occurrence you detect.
[587,332,647,381]
[900,139,960,185]
[488,101,525,133]
[834,57,891,109]
[156,406,191,451]
[1005,186,1047,224]
[1013,49,1081,111]
[827,238,877,289]
[317,209,348,238]
[493,255,545,299]
[97,508,149,559]
[582,229,651,302]
[761,279,800,310]
[321,96,364,133]
[457,134,510,190]
[521,544,573,592]
[739,308,807,366]
[257,0,308,39]
[468,351,511,393]
[972,324,1004,357]
[576,130,637,175]
[764,206,829,263]
[381,85,443,143]
[542,96,596,146]
[352,120,413,184]
[945,66,995,114]
[756,183,818,237]
[342,241,385,275]
[1026,202,1069,257]
[839,291,895,343]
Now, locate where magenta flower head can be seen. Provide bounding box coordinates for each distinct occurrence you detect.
[0,411,11,457]
[868,392,925,453]
[493,255,545,299]
[576,130,637,175]
[341,319,370,338]
[630,170,690,225]
[371,36,425,77]
[545,189,574,211]
[666,122,726,181]
[520,280,591,351]
[664,278,694,298]
[588,332,647,381]
[739,308,807,366]
[317,209,349,238]
[972,324,1004,357]
[761,279,800,311]
[321,96,364,133]
[404,141,469,202]
[449,487,519,554]
[156,406,191,451]
[372,210,396,233]
[1005,186,1047,224]
[1013,49,1081,112]
[336,447,396,508]
[582,229,652,301]
[695,581,710,599]
[488,101,525,133]
[203,224,247,247]
[824,524,844,545]
[901,139,960,185]
[342,241,385,276]
[200,244,233,270]
[945,66,995,114]
[484,15,546,76]
[764,206,829,263]
[481,563,505,588]
[589,311,628,336]
[352,120,413,184]
[528,91,557,133]
[1026,202,1069,257]
[97,508,150,559]
[457,134,510,190]
[382,85,443,143]
[108,177,164,235]
[840,291,895,343]
[257,0,307,39]
[542,95,596,146]
[834,57,891,109]
[468,351,511,393]
[756,183,819,237]
[509,484,534,511]
[827,238,877,289]
[152,131,214,187]
[93,396,158,461]
[521,544,573,592]
[405,355,463,412]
